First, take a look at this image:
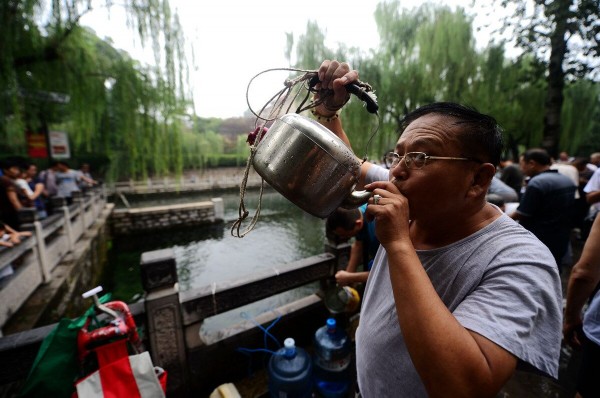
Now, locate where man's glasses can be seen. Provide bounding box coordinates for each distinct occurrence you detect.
[384,152,482,169]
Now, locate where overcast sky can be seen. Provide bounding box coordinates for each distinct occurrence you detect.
[81,0,509,119]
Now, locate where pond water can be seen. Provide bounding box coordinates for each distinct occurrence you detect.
[107,188,327,335]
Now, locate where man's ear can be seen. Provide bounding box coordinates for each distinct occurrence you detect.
[468,163,496,198]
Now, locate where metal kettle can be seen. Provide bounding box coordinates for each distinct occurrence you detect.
[252,113,372,218]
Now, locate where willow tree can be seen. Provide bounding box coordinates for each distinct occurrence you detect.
[560,79,600,154]
[460,43,547,159]
[355,2,482,157]
[0,0,190,180]
[498,0,600,157]
[288,22,387,160]
[289,1,598,160]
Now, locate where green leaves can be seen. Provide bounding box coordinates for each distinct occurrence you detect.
[290,0,599,160]
[1,0,190,180]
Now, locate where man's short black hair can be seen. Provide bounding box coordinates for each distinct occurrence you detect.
[401,102,504,166]
[522,148,551,166]
[326,207,361,232]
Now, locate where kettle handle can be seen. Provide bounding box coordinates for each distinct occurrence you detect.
[308,75,379,114]
[340,190,373,209]
[345,83,379,114]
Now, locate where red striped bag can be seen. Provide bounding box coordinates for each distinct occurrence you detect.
[74,339,167,398]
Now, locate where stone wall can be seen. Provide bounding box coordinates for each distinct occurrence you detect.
[110,198,224,235]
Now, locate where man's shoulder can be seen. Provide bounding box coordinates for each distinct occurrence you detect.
[530,170,575,187]
[461,217,556,274]
[478,215,546,249]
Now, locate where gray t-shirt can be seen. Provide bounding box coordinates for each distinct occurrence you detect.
[356,165,562,397]
[55,169,81,198]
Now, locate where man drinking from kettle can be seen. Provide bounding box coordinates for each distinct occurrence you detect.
[311,60,562,397]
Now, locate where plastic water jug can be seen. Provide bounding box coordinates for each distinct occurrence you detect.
[268,338,313,398]
[313,318,352,397]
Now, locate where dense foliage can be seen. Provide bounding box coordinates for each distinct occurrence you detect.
[497,0,600,156]
[1,0,201,180]
[1,1,598,181]
[288,2,599,161]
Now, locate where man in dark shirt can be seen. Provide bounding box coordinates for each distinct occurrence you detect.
[0,159,29,229]
[511,148,577,272]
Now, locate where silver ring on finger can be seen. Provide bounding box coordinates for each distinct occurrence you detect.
[373,194,381,205]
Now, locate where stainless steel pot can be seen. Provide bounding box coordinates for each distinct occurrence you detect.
[252,113,372,218]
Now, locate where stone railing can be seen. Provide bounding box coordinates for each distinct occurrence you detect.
[0,188,109,335]
[106,168,263,195]
[0,241,351,397]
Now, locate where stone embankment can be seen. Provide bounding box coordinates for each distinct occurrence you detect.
[111,198,224,235]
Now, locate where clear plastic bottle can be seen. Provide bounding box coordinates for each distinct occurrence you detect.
[313,318,351,398]
[268,338,313,398]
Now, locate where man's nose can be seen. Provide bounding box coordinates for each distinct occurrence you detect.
[390,160,408,180]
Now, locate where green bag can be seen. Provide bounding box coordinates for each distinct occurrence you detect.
[19,294,111,398]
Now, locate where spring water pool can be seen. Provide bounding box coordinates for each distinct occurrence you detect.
[108,188,327,335]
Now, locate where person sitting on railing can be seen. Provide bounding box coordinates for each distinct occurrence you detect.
[0,221,32,282]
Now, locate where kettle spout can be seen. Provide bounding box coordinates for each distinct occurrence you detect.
[340,190,373,209]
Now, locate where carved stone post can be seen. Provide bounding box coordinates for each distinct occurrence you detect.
[52,197,75,252]
[71,191,86,231]
[141,249,188,397]
[18,208,51,282]
[211,198,224,221]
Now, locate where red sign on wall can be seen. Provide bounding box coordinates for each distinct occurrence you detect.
[26,131,48,158]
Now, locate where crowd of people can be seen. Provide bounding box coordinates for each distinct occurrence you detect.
[316,60,599,397]
[0,158,97,282]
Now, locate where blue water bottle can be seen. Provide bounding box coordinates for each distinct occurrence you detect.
[268,337,313,398]
[313,318,351,398]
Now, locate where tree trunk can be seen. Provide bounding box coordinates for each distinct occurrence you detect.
[542,0,569,158]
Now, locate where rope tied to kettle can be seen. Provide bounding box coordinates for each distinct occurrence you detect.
[231,67,379,238]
